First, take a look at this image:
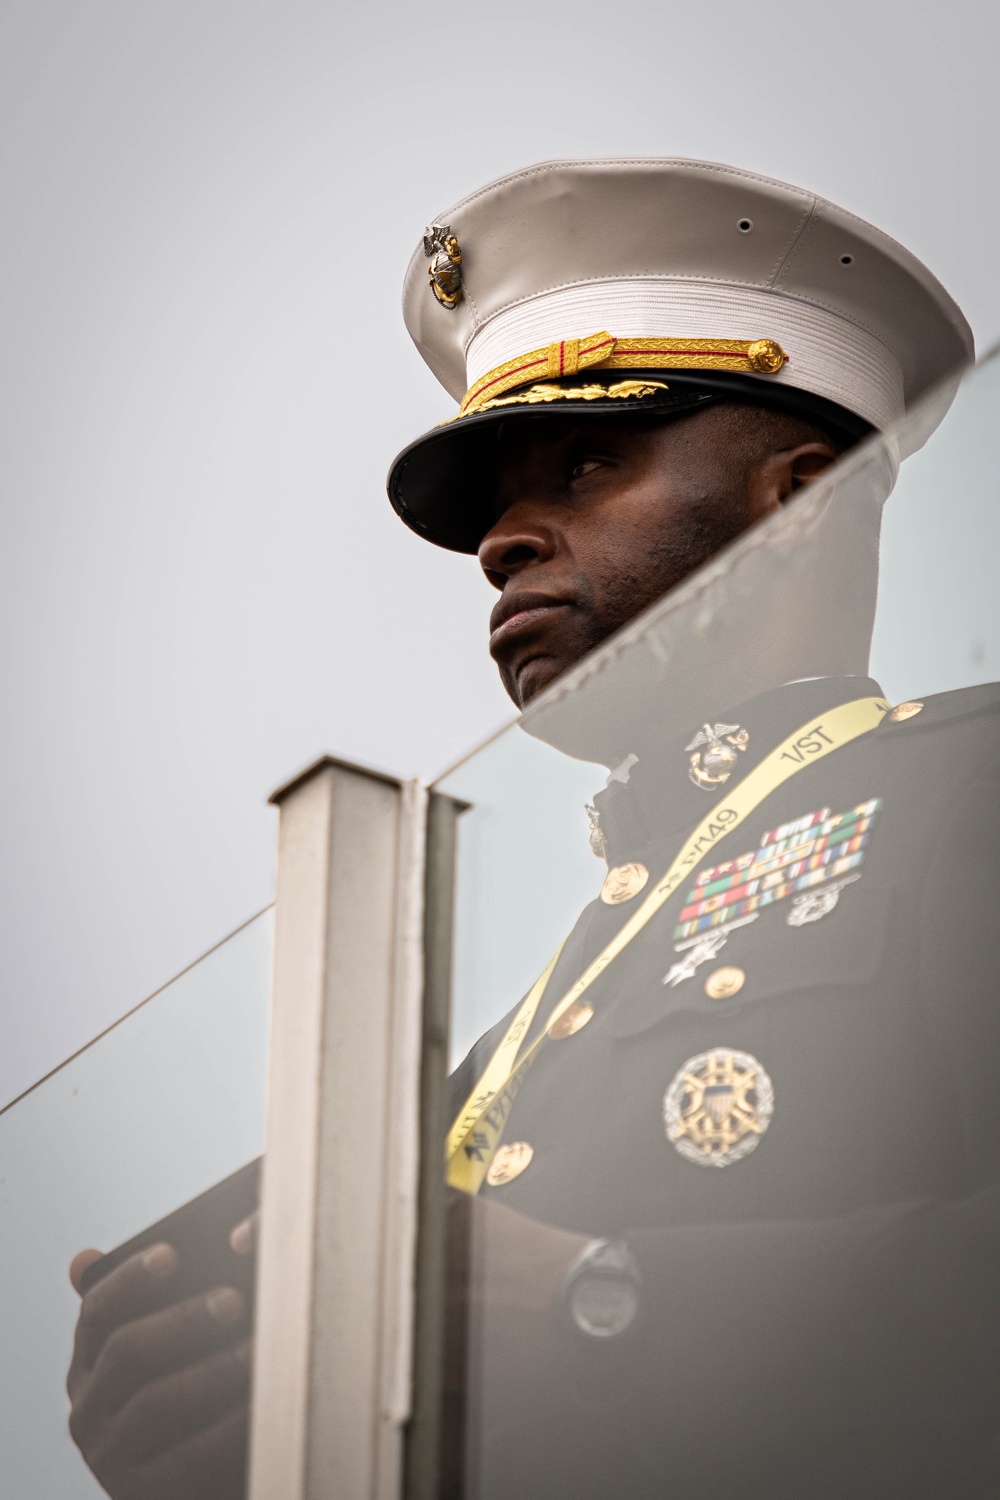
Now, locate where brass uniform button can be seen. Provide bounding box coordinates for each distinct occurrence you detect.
[601,862,650,905]
[888,700,924,723]
[704,965,746,1000]
[486,1141,534,1186]
[747,338,787,374]
[549,1001,595,1039]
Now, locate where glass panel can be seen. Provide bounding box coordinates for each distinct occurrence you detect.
[430,351,1000,1497]
[0,910,272,1497]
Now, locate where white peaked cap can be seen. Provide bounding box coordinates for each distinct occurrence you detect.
[390,158,973,552]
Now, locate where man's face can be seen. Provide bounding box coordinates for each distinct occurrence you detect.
[479,404,830,707]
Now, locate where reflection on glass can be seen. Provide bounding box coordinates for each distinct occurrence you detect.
[432,353,1000,1498]
[0,911,271,1498]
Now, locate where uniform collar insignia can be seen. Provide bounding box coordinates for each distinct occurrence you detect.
[588,676,885,866]
[685,722,749,789]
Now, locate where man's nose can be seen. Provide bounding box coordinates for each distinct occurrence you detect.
[478,501,558,587]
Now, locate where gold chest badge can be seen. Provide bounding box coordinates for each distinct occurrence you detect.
[686,722,749,789]
[663,1048,774,1167]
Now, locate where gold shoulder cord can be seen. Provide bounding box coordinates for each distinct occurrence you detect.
[446,696,890,1193]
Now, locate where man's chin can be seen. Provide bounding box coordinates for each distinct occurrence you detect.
[503,653,568,709]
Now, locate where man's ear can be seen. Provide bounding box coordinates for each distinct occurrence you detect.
[747,441,839,517]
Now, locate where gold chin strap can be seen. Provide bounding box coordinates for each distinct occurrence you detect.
[458,331,788,419]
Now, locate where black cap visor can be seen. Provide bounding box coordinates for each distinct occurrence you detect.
[387,370,873,554]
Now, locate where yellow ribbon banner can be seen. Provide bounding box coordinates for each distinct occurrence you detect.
[446,695,889,1194]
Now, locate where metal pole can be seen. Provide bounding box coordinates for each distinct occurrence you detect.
[403,792,464,1499]
[249,756,427,1500]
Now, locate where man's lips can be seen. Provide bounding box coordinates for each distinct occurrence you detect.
[489,590,574,654]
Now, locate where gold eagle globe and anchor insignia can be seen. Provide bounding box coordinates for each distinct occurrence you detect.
[423,222,463,309]
[686,722,750,790]
[663,1048,774,1167]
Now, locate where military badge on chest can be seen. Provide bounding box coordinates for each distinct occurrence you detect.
[664,1048,774,1167]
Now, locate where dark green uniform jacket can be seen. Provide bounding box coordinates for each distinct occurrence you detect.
[447,675,1000,1499]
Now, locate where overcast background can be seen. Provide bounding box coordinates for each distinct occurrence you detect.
[2,0,998,1108]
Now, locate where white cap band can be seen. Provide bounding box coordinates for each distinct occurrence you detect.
[465,278,905,433]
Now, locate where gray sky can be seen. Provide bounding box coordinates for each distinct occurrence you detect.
[2,0,998,1107]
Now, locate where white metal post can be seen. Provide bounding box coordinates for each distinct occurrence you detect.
[248,756,427,1500]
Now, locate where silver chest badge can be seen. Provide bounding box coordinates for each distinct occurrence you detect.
[662,913,758,987]
[786,872,861,926]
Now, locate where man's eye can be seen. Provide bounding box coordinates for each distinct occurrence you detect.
[570,458,602,480]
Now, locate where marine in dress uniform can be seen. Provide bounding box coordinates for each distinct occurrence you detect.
[388,162,997,1497]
